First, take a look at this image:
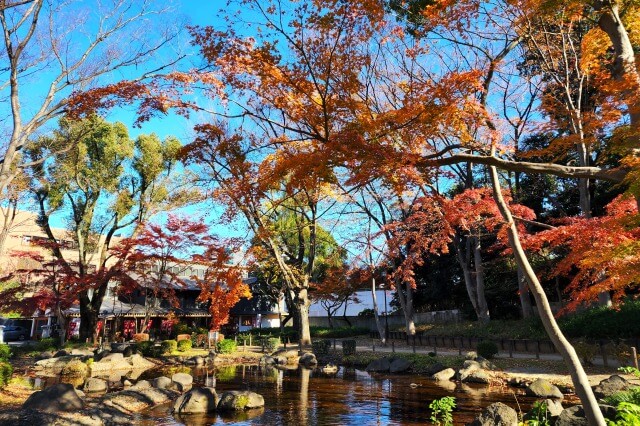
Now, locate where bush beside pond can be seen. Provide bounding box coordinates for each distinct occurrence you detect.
[217,339,237,354]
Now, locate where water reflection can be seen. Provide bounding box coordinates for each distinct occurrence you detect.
[31,363,536,425]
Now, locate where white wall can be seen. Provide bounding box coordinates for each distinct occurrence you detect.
[309,289,393,317]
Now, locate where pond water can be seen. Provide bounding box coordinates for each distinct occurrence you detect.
[103,365,540,426]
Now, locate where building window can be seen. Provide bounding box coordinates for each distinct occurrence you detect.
[241,316,253,326]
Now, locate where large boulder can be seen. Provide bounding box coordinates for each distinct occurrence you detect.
[173,387,218,414]
[70,348,94,357]
[35,355,77,374]
[94,349,111,362]
[555,405,617,426]
[299,352,317,367]
[22,383,84,413]
[83,377,108,393]
[152,376,173,390]
[259,355,276,366]
[432,368,456,382]
[525,379,564,400]
[389,358,412,373]
[468,402,518,426]
[131,379,152,390]
[129,354,155,370]
[458,360,481,382]
[592,375,630,400]
[217,390,265,411]
[53,349,70,358]
[366,357,391,373]
[172,372,193,392]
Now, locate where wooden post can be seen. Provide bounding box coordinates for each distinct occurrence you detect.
[333,339,337,350]
[372,340,375,353]
[632,347,638,371]
[434,345,437,356]
[391,341,395,353]
[536,340,540,360]
[509,340,513,358]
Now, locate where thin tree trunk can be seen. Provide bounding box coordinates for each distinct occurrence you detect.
[371,277,386,344]
[488,164,605,425]
[395,277,416,335]
[517,266,534,319]
[455,235,482,319]
[472,236,490,323]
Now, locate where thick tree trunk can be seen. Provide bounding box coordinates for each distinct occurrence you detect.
[79,297,98,343]
[517,266,534,319]
[294,287,311,345]
[473,236,490,323]
[395,278,416,335]
[371,277,386,344]
[489,164,605,425]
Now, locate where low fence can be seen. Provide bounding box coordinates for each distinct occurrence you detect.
[368,331,640,366]
[308,310,462,330]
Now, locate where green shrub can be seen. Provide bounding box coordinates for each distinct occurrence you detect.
[0,344,11,361]
[136,341,163,358]
[476,341,498,359]
[191,334,207,348]
[36,337,58,352]
[217,339,237,354]
[603,387,640,406]
[177,339,192,352]
[606,402,640,425]
[262,337,280,353]
[559,300,640,339]
[429,396,456,426]
[312,339,331,355]
[0,361,12,388]
[237,333,252,345]
[342,339,356,356]
[161,340,178,354]
[310,326,369,338]
[173,322,190,336]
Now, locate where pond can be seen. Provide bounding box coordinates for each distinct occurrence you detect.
[102,364,539,426]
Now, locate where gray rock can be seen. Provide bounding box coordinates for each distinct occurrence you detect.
[462,370,490,384]
[70,348,94,357]
[432,368,456,382]
[545,398,564,417]
[260,355,276,366]
[94,350,110,362]
[35,351,53,361]
[123,380,132,387]
[274,355,287,365]
[468,402,519,426]
[22,383,84,413]
[131,379,151,390]
[191,356,205,366]
[152,376,173,389]
[217,390,265,411]
[526,379,564,400]
[111,343,128,353]
[389,358,412,373]
[299,352,317,367]
[593,375,630,400]
[75,389,85,399]
[122,346,133,357]
[129,353,155,369]
[83,377,108,393]
[173,387,218,414]
[172,372,193,392]
[98,352,124,363]
[366,357,391,373]
[458,360,481,382]
[555,404,617,426]
[54,350,70,357]
[424,362,445,376]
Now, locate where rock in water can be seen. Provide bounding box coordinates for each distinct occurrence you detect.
[468,402,518,426]
[525,379,564,400]
[83,377,108,393]
[389,358,412,373]
[171,372,193,392]
[366,358,391,373]
[173,387,218,414]
[217,391,265,411]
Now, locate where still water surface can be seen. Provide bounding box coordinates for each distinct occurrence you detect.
[120,365,537,426]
